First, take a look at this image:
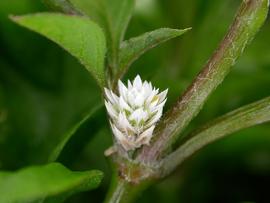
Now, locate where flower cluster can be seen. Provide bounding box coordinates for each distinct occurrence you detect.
[104,75,167,151]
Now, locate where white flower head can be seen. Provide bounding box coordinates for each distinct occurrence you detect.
[104,75,168,151]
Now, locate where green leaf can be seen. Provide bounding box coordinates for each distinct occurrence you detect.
[0,163,103,203]
[139,0,269,160]
[42,0,80,14]
[11,13,106,87]
[70,0,135,66]
[162,96,270,176]
[48,104,103,163]
[116,28,191,83]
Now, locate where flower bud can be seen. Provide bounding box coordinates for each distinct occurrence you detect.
[104,75,168,151]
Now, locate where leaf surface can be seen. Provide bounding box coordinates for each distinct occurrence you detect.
[70,0,135,65]
[0,163,103,203]
[116,28,191,81]
[11,13,106,87]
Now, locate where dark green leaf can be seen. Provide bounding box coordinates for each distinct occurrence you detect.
[48,104,103,162]
[11,13,106,87]
[70,0,135,66]
[0,163,103,203]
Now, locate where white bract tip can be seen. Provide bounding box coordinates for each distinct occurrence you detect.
[104,75,168,151]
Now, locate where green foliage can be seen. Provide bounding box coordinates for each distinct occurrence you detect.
[42,0,80,14]
[0,163,103,203]
[116,28,191,82]
[70,0,135,66]
[48,104,102,162]
[0,0,270,203]
[11,13,106,87]
[163,96,270,174]
[145,0,270,158]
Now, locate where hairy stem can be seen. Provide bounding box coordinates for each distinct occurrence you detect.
[104,171,150,203]
[162,96,270,176]
[138,0,269,162]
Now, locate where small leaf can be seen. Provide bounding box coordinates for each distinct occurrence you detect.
[48,104,103,162]
[11,13,106,87]
[70,0,135,65]
[117,28,191,81]
[162,96,270,176]
[0,163,103,203]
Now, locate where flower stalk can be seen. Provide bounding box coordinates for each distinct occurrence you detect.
[104,174,136,203]
[138,0,269,163]
[104,168,153,203]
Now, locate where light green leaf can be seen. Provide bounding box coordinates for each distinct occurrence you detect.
[48,104,103,162]
[163,96,270,176]
[0,163,103,203]
[11,13,106,87]
[116,28,191,82]
[70,0,135,66]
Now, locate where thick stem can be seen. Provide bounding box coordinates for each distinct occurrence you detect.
[138,0,269,162]
[104,176,130,203]
[162,96,270,176]
[104,172,150,203]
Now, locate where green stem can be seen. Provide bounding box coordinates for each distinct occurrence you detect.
[104,172,150,203]
[104,177,130,203]
[162,96,270,176]
[138,0,269,162]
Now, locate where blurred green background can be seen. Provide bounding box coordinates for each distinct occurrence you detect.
[0,0,270,202]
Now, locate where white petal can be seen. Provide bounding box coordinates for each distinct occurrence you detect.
[104,87,111,98]
[119,96,132,112]
[142,81,150,92]
[128,80,132,89]
[134,93,145,107]
[155,98,167,111]
[117,112,135,134]
[118,80,128,99]
[111,91,120,104]
[133,75,142,90]
[104,88,116,104]
[136,125,155,145]
[127,89,138,107]
[143,82,153,98]
[154,88,159,95]
[111,124,136,151]
[158,89,168,104]
[149,98,159,110]
[145,109,163,128]
[129,108,148,123]
[105,100,117,119]
[145,90,157,106]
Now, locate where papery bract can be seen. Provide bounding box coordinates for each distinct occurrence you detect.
[104,75,167,151]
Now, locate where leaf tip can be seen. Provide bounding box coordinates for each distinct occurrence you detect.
[181,27,192,33]
[87,170,104,188]
[185,27,192,31]
[172,27,192,37]
[9,15,20,22]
